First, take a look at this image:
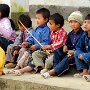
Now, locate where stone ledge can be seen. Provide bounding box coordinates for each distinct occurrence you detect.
[0,69,90,90]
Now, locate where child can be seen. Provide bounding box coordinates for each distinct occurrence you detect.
[0,4,16,51]
[32,13,67,73]
[0,44,5,76]
[9,8,51,75]
[74,14,90,81]
[5,14,33,68]
[42,11,84,78]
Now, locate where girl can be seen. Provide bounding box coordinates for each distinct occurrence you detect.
[0,4,16,51]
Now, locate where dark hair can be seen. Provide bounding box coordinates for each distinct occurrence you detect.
[18,14,32,28]
[85,14,90,20]
[9,19,16,30]
[0,4,10,18]
[49,13,64,28]
[36,8,50,21]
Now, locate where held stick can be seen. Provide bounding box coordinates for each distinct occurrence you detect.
[19,20,50,55]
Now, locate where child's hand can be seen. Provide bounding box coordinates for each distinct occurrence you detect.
[79,54,83,60]
[68,50,74,55]
[41,45,50,51]
[63,45,68,53]
[30,45,36,51]
[13,50,19,56]
[22,42,29,48]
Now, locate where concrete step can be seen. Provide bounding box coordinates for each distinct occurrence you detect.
[0,68,90,90]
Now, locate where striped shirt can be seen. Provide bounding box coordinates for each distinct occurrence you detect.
[50,28,67,52]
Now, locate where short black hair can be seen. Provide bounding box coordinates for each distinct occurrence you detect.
[18,14,32,28]
[49,13,64,28]
[0,4,10,18]
[36,8,50,21]
[85,14,90,20]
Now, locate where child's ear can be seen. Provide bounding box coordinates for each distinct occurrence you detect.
[57,24,60,28]
[45,18,48,22]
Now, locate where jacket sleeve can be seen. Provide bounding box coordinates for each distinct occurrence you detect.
[35,28,51,50]
[0,19,13,38]
[75,33,85,57]
[24,31,34,44]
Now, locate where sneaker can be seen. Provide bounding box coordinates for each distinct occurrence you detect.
[83,75,90,82]
[73,73,83,78]
[41,72,51,79]
[40,69,48,75]
[5,63,16,69]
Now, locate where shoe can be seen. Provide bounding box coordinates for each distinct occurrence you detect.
[83,75,90,82]
[5,63,16,69]
[12,70,22,76]
[41,72,51,79]
[6,70,15,74]
[40,69,48,75]
[73,73,83,78]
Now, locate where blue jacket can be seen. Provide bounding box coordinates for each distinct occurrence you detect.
[26,24,51,50]
[76,32,90,63]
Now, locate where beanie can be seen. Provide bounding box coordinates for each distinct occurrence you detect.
[68,11,83,25]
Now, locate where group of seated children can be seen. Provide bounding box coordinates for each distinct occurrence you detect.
[0,4,90,82]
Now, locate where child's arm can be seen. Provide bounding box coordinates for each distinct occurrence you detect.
[0,18,13,38]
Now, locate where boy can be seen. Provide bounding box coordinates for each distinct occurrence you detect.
[9,8,51,75]
[5,14,33,68]
[32,13,67,73]
[42,11,84,78]
[74,14,90,81]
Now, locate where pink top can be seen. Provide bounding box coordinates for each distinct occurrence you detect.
[0,18,16,41]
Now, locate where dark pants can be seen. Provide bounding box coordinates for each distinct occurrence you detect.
[53,47,66,68]
[53,48,75,75]
[0,36,13,51]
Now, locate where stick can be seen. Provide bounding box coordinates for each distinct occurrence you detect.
[19,20,50,55]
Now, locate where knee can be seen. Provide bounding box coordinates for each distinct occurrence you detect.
[32,51,39,58]
[74,51,78,58]
[45,59,52,65]
[19,48,26,53]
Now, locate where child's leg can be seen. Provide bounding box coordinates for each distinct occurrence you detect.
[74,51,88,75]
[17,48,27,62]
[6,44,15,63]
[42,56,69,78]
[32,50,47,68]
[19,66,33,74]
[44,54,54,70]
[16,51,31,69]
[53,47,65,67]
[11,66,34,75]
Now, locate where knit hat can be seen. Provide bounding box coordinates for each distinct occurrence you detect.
[68,11,83,25]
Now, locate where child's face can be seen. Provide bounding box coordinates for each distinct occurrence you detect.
[83,19,90,32]
[69,20,81,31]
[17,22,25,32]
[36,14,48,26]
[49,20,60,32]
